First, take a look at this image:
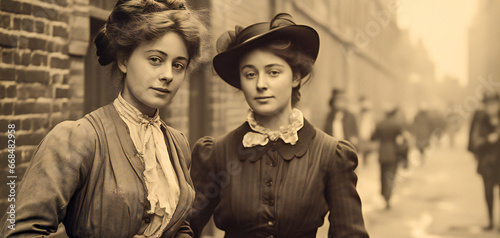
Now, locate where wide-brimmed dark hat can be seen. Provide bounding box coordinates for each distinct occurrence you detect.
[213,13,320,89]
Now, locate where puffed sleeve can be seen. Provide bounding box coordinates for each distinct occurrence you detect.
[1,119,96,237]
[326,140,369,238]
[190,136,220,238]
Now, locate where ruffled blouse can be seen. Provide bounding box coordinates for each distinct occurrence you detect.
[114,94,180,237]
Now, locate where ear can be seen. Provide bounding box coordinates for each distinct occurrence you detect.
[117,53,128,74]
[292,73,301,87]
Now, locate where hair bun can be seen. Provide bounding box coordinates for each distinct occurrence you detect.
[94,25,115,66]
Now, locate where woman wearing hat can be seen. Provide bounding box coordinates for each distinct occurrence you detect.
[190,13,368,238]
[1,0,205,237]
[470,91,500,230]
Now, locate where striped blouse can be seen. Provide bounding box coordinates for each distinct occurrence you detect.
[190,119,369,238]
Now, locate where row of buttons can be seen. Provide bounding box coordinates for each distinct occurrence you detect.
[266,144,277,238]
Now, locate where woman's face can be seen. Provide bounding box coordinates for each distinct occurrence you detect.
[239,49,299,116]
[119,32,189,116]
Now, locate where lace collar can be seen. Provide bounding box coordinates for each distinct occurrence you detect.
[243,108,304,148]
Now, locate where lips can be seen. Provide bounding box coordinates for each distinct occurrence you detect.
[151,87,172,93]
[254,96,274,100]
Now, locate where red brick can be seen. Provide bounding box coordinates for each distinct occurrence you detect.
[50,57,70,69]
[62,74,69,84]
[1,0,21,14]
[14,101,51,115]
[58,12,70,23]
[54,0,68,7]
[0,119,9,129]
[21,18,34,32]
[1,50,14,64]
[0,14,10,29]
[10,119,20,127]
[31,52,48,66]
[52,25,68,38]
[28,37,47,50]
[0,32,18,48]
[13,16,20,30]
[47,41,68,54]
[18,35,28,48]
[33,117,48,130]
[34,20,44,34]
[0,85,5,99]
[55,87,69,98]
[0,135,7,147]
[1,102,14,115]
[6,85,16,98]
[0,67,15,81]
[21,118,32,130]
[33,5,58,21]
[14,51,30,66]
[17,69,50,84]
[17,84,49,99]
[20,2,33,15]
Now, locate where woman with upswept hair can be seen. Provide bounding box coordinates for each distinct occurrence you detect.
[1,0,205,237]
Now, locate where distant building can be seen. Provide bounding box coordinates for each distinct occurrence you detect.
[468,0,500,97]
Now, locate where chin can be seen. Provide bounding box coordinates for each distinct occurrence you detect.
[145,98,171,110]
[250,104,282,117]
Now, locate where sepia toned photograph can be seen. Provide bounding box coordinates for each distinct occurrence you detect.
[0,0,498,237]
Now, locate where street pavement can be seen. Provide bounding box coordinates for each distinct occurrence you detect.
[316,129,500,238]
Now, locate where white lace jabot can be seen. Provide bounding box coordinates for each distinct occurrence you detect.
[243,108,304,148]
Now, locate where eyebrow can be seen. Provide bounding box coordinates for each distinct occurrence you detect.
[265,64,285,69]
[240,64,285,70]
[145,50,189,61]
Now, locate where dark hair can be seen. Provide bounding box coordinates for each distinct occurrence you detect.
[94,0,206,69]
[252,40,315,106]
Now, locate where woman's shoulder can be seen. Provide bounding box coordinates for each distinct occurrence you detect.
[194,122,249,151]
[47,117,98,143]
[311,126,359,168]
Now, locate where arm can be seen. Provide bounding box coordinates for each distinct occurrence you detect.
[326,140,369,238]
[190,137,221,238]
[1,120,95,237]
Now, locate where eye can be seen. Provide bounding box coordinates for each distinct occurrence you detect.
[173,62,186,72]
[268,69,281,77]
[148,56,163,66]
[244,71,257,79]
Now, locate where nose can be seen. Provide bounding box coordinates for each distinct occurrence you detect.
[256,75,268,91]
[160,64,173,83]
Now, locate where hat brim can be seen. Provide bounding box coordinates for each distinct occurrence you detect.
[213,25,320,89]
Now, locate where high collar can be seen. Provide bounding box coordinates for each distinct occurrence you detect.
[233,118,316,162]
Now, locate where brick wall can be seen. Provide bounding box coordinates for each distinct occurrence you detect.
[0,0,88,216]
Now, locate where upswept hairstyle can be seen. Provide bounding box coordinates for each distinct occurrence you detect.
[256,39,315,106]
[94,0,206,68]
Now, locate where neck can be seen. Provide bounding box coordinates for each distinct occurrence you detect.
[254,106,294,131]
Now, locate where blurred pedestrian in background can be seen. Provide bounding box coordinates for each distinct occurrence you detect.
[372,105,407,209]
[469,91,500,231]
[412,103,434,163]
[357,96,376,166]
[324,88,359,146]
